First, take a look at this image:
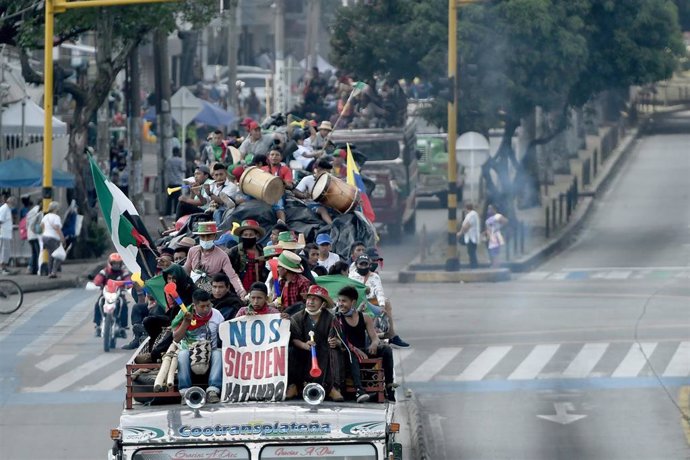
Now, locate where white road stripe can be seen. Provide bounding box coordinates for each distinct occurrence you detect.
[35,354,75,372]
[603,270,632,280]
[23,354,122,393]
[546,272,568,280]
[560,343,609,379]
[611,343,657,378]
[508,344,560,380]
[19,295,97,356]
[520,272,551,281]
[0,290,72,340]
[406,348,462,382]
[456,346,512,381]
[663,342,690,377]
[80,369,125,392]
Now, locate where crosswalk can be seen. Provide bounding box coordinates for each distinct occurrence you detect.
[518,267,690,282]
[394,340,690,384]
[12,340,688,396]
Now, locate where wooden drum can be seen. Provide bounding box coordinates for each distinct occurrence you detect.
[311,173,359,214]
[239,166,285,205]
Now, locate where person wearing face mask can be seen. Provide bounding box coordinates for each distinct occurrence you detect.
[183,222,247,299]
[286,285,344,401]
[227,219,268,293]
[348,254,409,349]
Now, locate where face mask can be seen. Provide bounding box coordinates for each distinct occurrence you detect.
[199,240,215,250]
[306,307,321,316]
[241,237,257,248]
[356,267,370,276]
[340,306,355,317]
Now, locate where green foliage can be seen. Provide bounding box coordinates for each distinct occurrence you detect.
[331,0,684,134]
[674,0,690,31]
[72,221,109,259]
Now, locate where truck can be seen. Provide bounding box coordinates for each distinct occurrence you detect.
[108,334,408,459]
[330,122,418,242]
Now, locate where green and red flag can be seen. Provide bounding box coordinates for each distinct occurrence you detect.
[89,154,159,279]
[314,274,368,308]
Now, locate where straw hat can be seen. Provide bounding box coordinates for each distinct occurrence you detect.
[233,219,266,237]
[263,246,283,258]
[277,250,303,273]
[317,121,333,132]
[176,237,197,249]
[193,221,219,235]
[276,231,305,250]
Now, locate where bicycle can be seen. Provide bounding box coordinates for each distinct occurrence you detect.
[0,279,23,314]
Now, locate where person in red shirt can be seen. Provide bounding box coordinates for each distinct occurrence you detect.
[277,250,311,315]
[261,148,293,223]
[92,253,131,337]
[235,282,281,317]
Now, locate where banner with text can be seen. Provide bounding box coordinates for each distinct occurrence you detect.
[219,314,290,403]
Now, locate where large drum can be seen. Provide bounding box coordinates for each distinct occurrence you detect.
[239,166,285,205]
[312,173,359,214]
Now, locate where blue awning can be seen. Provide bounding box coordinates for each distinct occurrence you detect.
[0,157,75,188]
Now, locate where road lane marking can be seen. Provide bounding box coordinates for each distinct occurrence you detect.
[603,270,632,279]
[80,369,125,392]
[520,272,550,280]
[663,342,690,377]
[23,354,121,393]
[560,343,609,379]
[611,342,658,378]
[456,346,511,381]
[19,295,96,356]
[508,344,560,380]
[406,348,462,382]
[0,290,72,340]
[35,354,75,372]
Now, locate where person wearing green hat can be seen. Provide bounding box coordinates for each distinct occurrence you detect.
[276,250,312,315]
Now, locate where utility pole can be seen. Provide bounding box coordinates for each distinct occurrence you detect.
[305,0,320,71]
[445,0,460,271]
[224,0,239,112]
[154,29,173,214]
[96,12,113,167]
[128,45,144,214]
[273,0,286,113]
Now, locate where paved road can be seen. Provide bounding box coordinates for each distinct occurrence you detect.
[389,131,690,459]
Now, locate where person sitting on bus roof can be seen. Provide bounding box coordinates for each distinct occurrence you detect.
[292,158,335,225]
[172,289,225,404]
[286,285,344,401]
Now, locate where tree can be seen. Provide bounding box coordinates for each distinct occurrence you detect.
[674,0,690,31]
[331,0,684,213]
[3,0,216,224]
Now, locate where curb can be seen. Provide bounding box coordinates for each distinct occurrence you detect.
[400,390,431,460]
[15,262,103,294]
[398,268,510,283]
[398,125,641,282]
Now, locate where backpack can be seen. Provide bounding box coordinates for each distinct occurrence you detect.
[19,217,28,240]
[32,212,44,235]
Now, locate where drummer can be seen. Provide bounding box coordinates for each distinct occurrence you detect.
[206,163,239,226]
[292,158,334,225]
[261,148,293,224]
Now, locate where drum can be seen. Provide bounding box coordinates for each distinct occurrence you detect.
[239,166,285,205]
[311,173,359,214]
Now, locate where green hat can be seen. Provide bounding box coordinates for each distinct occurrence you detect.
[276,231,305,250]
[277,250,303,273]
[263,246,283,258]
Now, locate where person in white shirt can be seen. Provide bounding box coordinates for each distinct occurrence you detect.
[206,163,239,225]
[292,158,334,224]
[24,201,43,275]
[0,196,16,275]
[40,201,66,278]
[315,233,341,271]
[457,202,481,269]
[290,128,319,170]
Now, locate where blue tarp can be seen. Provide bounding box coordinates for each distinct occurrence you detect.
[142,101,236,128]
[0,157,75,188]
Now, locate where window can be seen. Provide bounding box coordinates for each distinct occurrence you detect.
[353,140,401,162]
[261,443,377,460]
[133,446,250,460]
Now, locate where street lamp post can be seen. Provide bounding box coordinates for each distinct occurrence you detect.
[41,0,179,212]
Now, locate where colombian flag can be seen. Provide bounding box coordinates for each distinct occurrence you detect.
[346,143,376,223]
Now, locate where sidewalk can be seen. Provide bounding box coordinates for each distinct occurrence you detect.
[2,259,103,294]
[399,120,643,283]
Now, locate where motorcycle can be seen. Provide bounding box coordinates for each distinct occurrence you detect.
[87,279,131,352]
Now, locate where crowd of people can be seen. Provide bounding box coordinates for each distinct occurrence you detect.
[101,216,408,405]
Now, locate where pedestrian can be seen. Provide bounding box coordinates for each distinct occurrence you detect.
[25,200,43,275]
[0,196,16,275]
[485,204,508,268]
[165,146,186,217]
[457,202,481,269]
[41,201,66,278]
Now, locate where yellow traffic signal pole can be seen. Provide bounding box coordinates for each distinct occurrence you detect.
[41,0,176,212]
[445,0,459,271]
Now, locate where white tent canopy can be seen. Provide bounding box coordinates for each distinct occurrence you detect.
[2,98,67,136]
[299,55,336,74]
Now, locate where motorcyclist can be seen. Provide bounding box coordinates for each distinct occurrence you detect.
[93,253,131,337]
